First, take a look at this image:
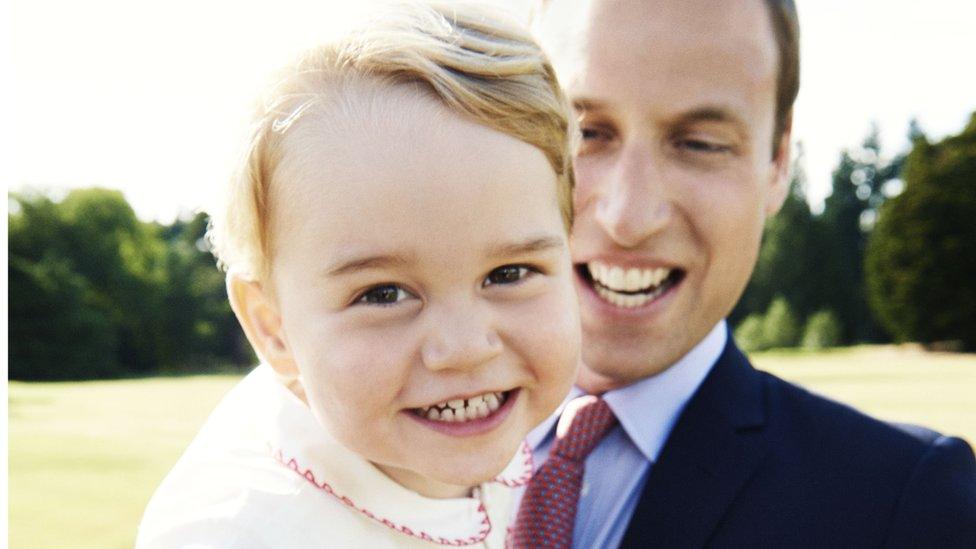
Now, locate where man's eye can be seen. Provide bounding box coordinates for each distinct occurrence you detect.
[357,285,411,305]
[679,139,731,153]
[484,265,536,287]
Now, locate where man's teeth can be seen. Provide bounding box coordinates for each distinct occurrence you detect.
[416,391,507,422]
[589,261,671,292]
[595,285,669,308]
[587,261,673,308]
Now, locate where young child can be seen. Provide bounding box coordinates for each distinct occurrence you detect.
[136,2,580,547]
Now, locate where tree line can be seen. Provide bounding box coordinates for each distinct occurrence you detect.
[8,113,976,380]
[9,190,252,380]
[732,113,976,353]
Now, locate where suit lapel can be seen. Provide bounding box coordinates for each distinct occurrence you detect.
[620,338,769,549]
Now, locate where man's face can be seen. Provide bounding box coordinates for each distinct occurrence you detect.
[538,0,790,391]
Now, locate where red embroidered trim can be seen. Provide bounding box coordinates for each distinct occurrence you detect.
[490,440,534,488]
[270,447,492,546]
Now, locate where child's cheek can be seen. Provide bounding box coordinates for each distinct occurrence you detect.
[512,284,581,404]
[313,323,416,410]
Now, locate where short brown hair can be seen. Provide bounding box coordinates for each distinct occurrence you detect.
[765,0,800,149]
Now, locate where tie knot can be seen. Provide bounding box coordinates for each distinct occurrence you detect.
[551,395,617,462]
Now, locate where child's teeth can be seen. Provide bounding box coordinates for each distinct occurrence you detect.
[485,393,500,411]
[418,391,510,423]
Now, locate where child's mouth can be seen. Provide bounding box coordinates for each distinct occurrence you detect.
[411,390,512,423]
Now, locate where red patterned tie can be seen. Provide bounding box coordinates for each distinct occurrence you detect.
[510,395,618,548]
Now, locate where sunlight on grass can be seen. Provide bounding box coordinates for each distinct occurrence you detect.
[8,375,242,549]
[8,347,976,548]
[753,345,976,444]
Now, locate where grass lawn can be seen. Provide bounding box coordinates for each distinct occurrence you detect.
[8,346,976,548]
[8,374,243,549]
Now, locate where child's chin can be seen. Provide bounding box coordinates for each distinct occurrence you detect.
[425,450,513,488]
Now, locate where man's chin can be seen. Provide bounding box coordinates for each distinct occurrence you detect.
[578,349,674,393]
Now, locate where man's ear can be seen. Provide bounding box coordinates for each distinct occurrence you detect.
[765,112,793,217]
[226,271,299,381]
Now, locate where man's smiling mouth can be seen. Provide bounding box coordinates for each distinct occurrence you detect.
[579,261,685,308]
[412,391,512,423]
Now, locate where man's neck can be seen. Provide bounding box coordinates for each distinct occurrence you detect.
[576,321,728,395]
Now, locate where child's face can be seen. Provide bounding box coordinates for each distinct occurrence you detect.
[261,89,579,497]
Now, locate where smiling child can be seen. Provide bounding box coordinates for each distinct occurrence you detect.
[136,2,579,547]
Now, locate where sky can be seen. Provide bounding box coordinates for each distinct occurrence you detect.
[4,0,975,222]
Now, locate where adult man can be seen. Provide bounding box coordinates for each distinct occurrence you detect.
[514,0,976,546]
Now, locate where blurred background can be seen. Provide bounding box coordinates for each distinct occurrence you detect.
[5,0,976,547]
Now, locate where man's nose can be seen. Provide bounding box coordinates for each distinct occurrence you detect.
[594,143,672,248]
[420,301,503,372]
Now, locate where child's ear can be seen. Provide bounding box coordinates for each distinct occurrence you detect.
[226,272,300,381]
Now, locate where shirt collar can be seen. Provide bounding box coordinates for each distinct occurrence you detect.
[255,366,530,546]
[528,320,727,463]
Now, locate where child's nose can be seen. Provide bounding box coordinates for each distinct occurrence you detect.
[420,305,503,371]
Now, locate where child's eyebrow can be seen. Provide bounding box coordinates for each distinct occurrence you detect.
[324,253,414,278]
[485,235,566,259]
[323,236,564,278]
[572,98,607,113]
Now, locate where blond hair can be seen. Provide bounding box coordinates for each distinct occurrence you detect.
[208,1,575,281]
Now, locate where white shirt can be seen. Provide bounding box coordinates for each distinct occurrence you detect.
[519,321,727,548]
[137,365,531,548]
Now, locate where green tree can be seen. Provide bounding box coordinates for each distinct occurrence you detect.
[802,310,842,350]
[734,313,768,353]
[157,212,252,369]
[9,250,119,379]
[59,189,169,371]
[734,147,824,325]
[819,126,905,343]
[9,189,253,379]
[762,296,800,349]
[9,189,169,378]
[865,113,976,349]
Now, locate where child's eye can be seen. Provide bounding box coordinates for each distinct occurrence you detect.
[581,127,610,141]
[356,284,413,306]
[578,124,616,149]
[483,265,537,287]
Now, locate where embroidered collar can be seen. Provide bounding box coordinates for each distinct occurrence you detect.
[254,366,532,546]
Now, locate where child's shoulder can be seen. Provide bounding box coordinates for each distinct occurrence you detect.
[136,366,357,547]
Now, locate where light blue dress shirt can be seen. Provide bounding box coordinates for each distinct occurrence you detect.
[521,321,727,548]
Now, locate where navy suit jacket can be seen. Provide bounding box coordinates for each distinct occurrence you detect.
[619,337,976,548]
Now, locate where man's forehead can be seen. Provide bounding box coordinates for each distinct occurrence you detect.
[536,0,776,82]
